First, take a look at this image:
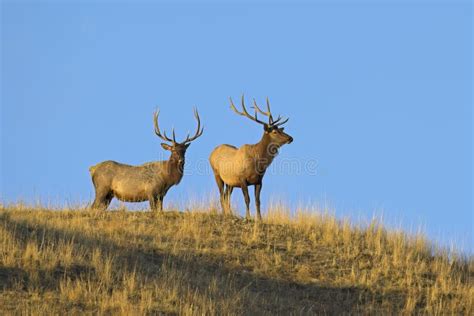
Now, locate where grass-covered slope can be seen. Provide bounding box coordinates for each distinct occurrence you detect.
[0,205,472,314]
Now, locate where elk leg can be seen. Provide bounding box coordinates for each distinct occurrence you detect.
[158,195,164,212]
[228,187,234,212]
[241,183,251,220]
[92,190,112,211]
[214,175,225,214]
[149,196,158,212]
[224,185,234,215]
[255,183,263,221]
[149,195,164,213]
[103,193,113,210]
[91,198,100,210]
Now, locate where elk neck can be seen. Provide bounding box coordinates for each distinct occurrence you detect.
[252,132,279,166]
[165,153,185,183]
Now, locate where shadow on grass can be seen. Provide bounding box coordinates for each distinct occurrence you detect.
[0,212,404,314]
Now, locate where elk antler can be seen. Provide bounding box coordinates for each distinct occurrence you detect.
[252,97,274,123]
[182,107,204,144]
[153,109,176,144]
[230,95,268,126]
[252,97,289,127]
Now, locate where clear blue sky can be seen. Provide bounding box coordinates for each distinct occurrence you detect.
[1,1,472,252]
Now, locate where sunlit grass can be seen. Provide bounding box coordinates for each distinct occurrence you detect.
[0,203,472,314]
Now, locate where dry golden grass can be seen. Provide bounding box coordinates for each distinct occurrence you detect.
[0,203,472,315]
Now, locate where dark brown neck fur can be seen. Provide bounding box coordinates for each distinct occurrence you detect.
[250,133,280,174]
[164,154,184,185]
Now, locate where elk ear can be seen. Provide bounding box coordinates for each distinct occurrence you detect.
[161,143,173,151]
[264,125,272,133]
[184,143,191,149]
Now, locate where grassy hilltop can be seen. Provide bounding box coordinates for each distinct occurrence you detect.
[0,204,472,315]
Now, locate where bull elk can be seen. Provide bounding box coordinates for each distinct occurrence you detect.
[89,108,204,211]
[209,96,293,220]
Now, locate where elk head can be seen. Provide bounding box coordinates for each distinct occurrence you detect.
[230,95,293,147]
[153,108,204,169]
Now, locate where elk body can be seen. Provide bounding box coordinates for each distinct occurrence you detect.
[90,109,203,211]
[209,96,293,220]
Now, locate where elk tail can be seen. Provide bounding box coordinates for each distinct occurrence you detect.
[89,165,98,176]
